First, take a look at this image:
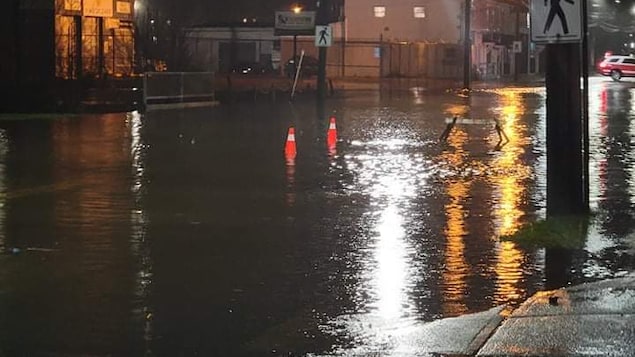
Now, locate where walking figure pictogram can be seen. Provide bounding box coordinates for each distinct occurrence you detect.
[543,0,574,34]
[318,27,329,45]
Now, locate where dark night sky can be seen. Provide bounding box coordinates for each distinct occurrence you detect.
[152,0,315,26]
[148,0,635,31]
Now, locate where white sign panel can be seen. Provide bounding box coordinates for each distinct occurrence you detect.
[315,25,332,47]
[512,41,522,53]
[275,11,315,34]
[531,0,581,43]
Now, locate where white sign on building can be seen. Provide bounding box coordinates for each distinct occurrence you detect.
[530,0,581,43]
[275,11,316,36]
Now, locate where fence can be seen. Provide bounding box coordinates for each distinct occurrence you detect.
[181,35,279,73]
[181,33,463,80]
[143,72,217,111]
[279,38,462,79]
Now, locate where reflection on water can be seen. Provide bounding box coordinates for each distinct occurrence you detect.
[442,180,470,315]
[0,115,146,355]
[488,88,534,305]
[583,80,635,281]
[127,111,154,353]
[326,119,429,354]
[0,79,634,356]
[326,87,546,354]
[439,130,470,316]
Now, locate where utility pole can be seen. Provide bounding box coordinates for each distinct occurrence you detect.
[543,34,585,215]
[545,43,584,215]
[463,0,471,90]
[581,0,590,211]
[529,0,586,215]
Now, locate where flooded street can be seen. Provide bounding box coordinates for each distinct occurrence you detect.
[1,77,634,356]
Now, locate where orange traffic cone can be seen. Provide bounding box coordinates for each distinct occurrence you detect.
[327,116,337,150]
[284,127,297,161]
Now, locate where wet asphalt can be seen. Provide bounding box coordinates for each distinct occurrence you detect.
[0,75,634,356]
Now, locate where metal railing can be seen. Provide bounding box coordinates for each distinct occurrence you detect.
[143,72,217,110]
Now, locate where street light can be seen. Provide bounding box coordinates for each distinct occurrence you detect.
[292,6,302,76]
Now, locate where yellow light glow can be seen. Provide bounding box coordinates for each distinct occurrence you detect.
[444,103,469,119]
[373,204,408,319]
[438,127,470,316]
[293,5,302,13]
[443,181,471,316]
[340,126,424,335]
[489,89,531,304]
[494,241,524,302]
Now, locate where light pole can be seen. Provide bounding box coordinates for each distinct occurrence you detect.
[292,5,302,77]
[582,0,590,210]
[463,0,471,90]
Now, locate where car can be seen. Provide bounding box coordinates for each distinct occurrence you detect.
[596,54,635,81]
[284,55,319,78]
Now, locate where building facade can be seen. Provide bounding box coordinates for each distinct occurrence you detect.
[54,0,135,79]
[324,0,464,77]
[1,0,136,111]
[471,0,530,79]
[334,0,529,78]
[182,26,278,73]
[2,0,134,84]
[342,0,462,43]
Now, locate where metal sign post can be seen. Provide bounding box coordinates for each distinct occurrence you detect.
[275,11,315,86]
[531,0,587,215]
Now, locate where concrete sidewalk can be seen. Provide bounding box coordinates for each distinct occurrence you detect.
[476,273,635,356]
[346,274,635,356]
[389,273,635,356]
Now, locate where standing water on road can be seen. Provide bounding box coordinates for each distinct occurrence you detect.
[0,78,634,356]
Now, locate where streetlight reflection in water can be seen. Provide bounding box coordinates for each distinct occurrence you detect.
[439,124,470,317]
[488,88,535,304]
[325,88,546,354]
[326,124,431,354]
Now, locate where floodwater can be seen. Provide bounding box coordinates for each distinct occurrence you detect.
[0,77,634,356]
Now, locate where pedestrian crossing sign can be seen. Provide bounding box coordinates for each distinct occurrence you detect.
[315,25,332,47]
[530,0,581,43]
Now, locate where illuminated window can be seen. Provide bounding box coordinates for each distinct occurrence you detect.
[374,6,386,17]
[413,6,425,18]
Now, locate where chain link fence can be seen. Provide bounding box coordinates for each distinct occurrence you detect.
[182,33,463,79]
